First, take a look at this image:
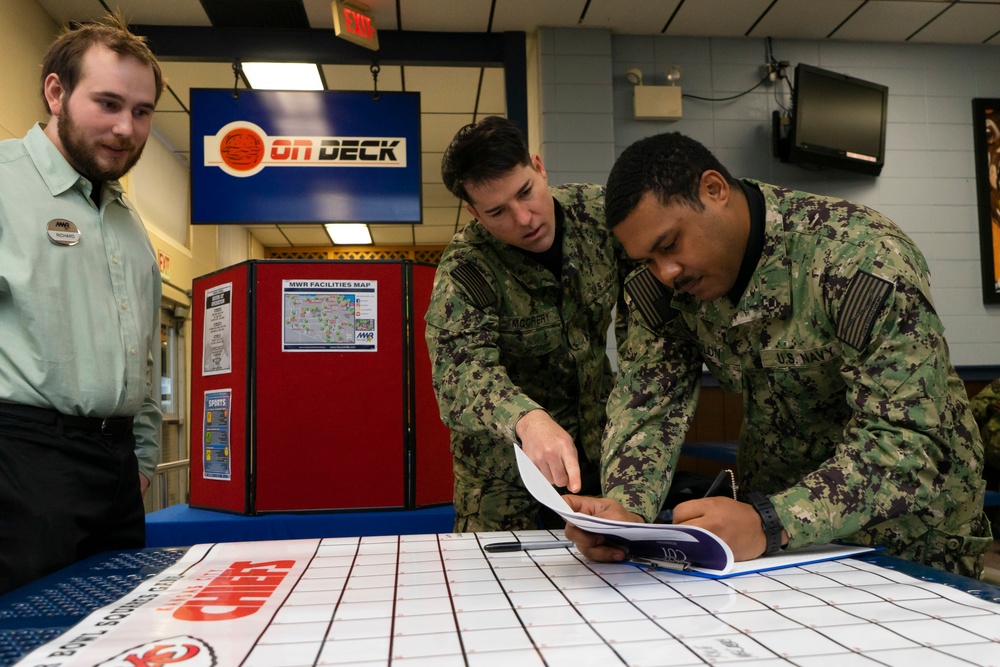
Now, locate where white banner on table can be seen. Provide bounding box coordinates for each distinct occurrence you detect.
[15,540,319,667]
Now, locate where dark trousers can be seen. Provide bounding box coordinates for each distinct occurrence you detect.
[0,405,144,595]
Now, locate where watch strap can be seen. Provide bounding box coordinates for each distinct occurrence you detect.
[747,491,783,556]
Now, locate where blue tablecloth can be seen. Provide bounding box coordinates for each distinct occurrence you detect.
[145,503,456,548]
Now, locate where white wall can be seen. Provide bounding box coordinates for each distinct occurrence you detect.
[539,27,1000,368]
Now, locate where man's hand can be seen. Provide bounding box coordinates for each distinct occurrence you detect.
[139,472,150,498]
[562,495,644,562]
[516,409,581,491]
[672,497,789,561]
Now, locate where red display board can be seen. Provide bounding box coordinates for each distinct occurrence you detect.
[188,260,452,514]
[411,264,455,507]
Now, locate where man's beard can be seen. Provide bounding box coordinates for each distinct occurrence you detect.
[57,102,145,182]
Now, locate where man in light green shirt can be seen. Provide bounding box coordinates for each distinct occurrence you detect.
[0,14,164,594]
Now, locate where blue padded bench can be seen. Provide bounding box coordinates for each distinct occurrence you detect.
[681,440,738,465]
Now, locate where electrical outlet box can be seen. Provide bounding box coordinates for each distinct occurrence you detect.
[633,85,682,121]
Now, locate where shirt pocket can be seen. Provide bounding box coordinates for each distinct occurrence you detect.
[497,312,564,387]
[754,343,847,437]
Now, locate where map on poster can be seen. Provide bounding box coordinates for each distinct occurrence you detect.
[282,279,377,351]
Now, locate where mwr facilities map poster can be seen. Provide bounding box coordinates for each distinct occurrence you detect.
[282,279,377,351]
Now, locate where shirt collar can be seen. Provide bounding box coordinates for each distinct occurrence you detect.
[23,123,125,203]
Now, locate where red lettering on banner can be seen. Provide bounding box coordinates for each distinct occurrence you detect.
[173,560,294,622]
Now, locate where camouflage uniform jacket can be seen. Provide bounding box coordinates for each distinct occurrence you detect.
[426,183,629,484]
[604,181,991,568]
[970,378,1000,469]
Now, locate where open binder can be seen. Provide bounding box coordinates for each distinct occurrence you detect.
[513,444,876,579]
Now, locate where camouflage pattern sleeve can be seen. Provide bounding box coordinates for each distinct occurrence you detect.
[424,260,541,449]
[601,272,704,522]
[970,378,1000,469]
[771,232,988,551]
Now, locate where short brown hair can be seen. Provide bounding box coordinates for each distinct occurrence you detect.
[41,12,164,114]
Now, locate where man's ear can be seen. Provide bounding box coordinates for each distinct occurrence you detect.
[700,170,730,206]
[43,73,65,117]
[464,202,480,222]
[531,154,548,184]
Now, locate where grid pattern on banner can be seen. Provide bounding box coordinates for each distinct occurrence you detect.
[240,530,1000,667]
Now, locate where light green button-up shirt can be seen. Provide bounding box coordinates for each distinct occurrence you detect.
[0,124,161,478]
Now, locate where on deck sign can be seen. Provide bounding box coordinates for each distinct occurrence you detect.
[190,89,421,224]
[205,121,406,177]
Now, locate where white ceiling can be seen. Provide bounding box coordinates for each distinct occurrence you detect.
[32,0,1000,248]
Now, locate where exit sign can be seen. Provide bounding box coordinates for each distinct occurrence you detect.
[332,0,379,51]
[157,249,171,281]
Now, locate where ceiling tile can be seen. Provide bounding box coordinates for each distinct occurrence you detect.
[833,1,946,42]
[414,225,457,244]
[666,0,775,37]
[748,0,864,41]
[280,225,334,245]
[421,113,475,153]
[397,0,493,32]
[478,68,507,116]
[151,113,190,157]
[492,0,587,32]
[369,225,415,244]
[422,152,444,183]
[582,0,682,34]
[405,66,481,112]
[36,0,212,26]
[159,61,237,109]
[423,206,463,227]
[321,64,403,92]
[247,227,291,246]
[423,182,457,208]
[908,3,1000,44]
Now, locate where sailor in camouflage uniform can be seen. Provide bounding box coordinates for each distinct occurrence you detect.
[425,116,630,532]
[970,379,1000,471]
[564,132,992,578]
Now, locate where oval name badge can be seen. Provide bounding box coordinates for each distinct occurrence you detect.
[46,218,81,246]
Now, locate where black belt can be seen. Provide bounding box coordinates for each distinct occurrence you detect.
[0,402,134,436]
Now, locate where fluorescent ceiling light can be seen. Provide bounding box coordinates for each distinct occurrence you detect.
[325,223,372,245]
[242,62,323,90]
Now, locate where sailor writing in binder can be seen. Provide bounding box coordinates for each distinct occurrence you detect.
[564,132,991,578]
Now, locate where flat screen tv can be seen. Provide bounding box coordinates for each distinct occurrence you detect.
[779,64,889,176]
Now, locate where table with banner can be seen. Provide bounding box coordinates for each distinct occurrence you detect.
[1,530,998,667]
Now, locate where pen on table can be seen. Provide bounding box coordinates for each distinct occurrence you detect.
[484,540,574,553]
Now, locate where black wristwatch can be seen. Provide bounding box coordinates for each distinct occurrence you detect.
[747,492,783,556]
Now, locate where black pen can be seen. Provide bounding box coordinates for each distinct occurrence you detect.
[702,468,731,499]
[484,540,574,553]
[657,468,733,523]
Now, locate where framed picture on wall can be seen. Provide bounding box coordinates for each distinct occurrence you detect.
[972,98,1000,304]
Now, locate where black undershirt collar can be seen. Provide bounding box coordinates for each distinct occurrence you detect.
[516,196,563,279]
[726,180,765,305]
